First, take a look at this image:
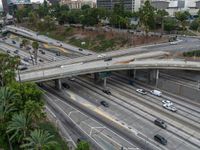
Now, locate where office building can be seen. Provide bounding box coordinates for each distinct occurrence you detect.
[97,0,141,12]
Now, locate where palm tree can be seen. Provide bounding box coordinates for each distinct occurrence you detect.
[20,129,57,150]
[0,87,17,150]
[7,113,31,142]
[0,87,17,122]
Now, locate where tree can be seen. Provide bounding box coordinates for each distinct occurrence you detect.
[189,19,199,31]
[20,129,57,150]
[0,54,20,86]
[24,100,45,123]
[113,1,124,16]
[9,82,43,110]
[164,18,177,32]
[175,11,190,30]
[156,9,169,31]
[76,141,90,150]
[32,41,39,64]
[0,87,17,150]
[0,87,17,124]
[21,39,29,48]
[7,113,31,142]
[81,5,91,10]
[28,11,38,27]
[139,0,156,34]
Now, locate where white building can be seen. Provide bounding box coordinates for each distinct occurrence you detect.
[149,0,200,16]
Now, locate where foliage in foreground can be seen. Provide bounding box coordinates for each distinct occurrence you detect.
[0,54,68,150]
[183,50,200,57]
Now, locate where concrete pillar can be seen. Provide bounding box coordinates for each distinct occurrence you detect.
[147,69,159,85]
[103,77,107,89]
[155,69,159,88]
[133,69,137,80]
[94,73,100,83]
[55,79,62,90]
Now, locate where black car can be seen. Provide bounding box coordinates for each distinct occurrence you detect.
[78,48,83,51]
[62,83,70,89]
[39,50,45,54]
[26,47,31,50]
[23,57,29,62]
[154,134,167,145]
[14,50,19,54]
[39,59,44,62]
[104,57,112,62]
[12,40,16,44]
[18,66,28,71]
[100,101,109,107]
[154,118,167,129]
[102,89,111,95]
[56,52,61,56]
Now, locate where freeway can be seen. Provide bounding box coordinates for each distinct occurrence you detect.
[43,84,141,150]
[3,25,94,56]
[44,75,200,150]
[17,58,200,82]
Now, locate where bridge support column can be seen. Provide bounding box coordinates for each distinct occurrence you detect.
[155,69,159,88]
[55,79,62,90]
[103,77,107,89]
[148,69,159,86]
[94,73,100,83]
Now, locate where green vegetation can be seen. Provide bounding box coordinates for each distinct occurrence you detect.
[183,50,200,57]
[76,141,90,150]
[0,53,69,150]
[68,35,127,52]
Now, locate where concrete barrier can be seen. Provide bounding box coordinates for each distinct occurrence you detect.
[158,78,200,103]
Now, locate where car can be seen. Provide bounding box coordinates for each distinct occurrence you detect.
[104,57,112,61]
[62,83,70,89]
[39,59,44,62]
[162,100,173,106]
[40,50,45,54]
[18,65,28,71]
[154,134,167,145]
[12,40,16,44]
[136,89,147,95]
[98,53,107,58]
[100,101,109,107]
[23,57,29,62]
[150,90,162,97]
[78,48,83,51]
[56,52,60,56]
[20,43,23,48]
[14,50,19,54]
[163,103,177,112]
[7,50,10,53]
[69,78,75,81]
[154,118,167,129]
[26,47,31,50]
[102,89,111,95]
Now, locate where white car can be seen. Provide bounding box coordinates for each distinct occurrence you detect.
[163,103,177,112]
[97,53,107,58]
[136,89,147,95]
[150,90,162,97]
[162,100,173,106]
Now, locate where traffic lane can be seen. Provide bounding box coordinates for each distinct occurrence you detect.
[64,77,195,150]
[73,76,199,148]
[110,76,200,123]
[43,85,137,150]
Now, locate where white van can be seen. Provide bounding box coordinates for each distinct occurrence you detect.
[150,90,162,97]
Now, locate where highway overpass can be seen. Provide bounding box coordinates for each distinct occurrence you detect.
[2,25,94,56]
[17,59,200,82]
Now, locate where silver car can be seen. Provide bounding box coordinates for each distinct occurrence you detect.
[163,103,177,112]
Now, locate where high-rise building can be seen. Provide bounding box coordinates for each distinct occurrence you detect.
[60,0,95,9]
[96,0,141,12]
